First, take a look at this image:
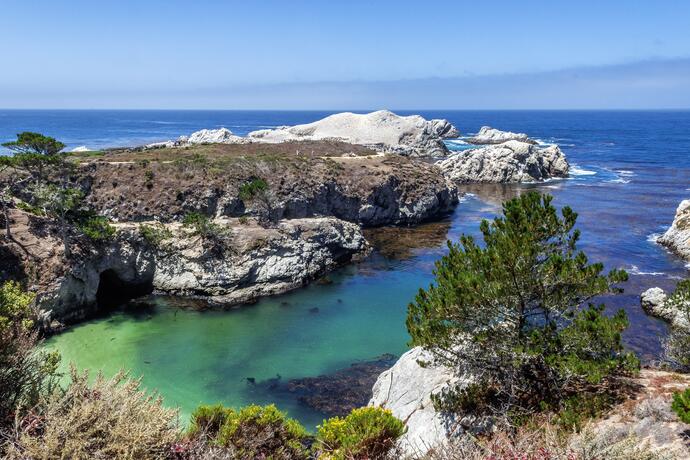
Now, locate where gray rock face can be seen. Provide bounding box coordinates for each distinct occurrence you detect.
[369,347,466,455]
[641,287,689,329]
[436,140,569,183]
[658,200,690,262]
[247,110,460,157]
[41,217,367,323]
[466,126,537,145]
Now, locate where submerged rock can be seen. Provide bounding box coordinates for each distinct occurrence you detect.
[466,126,536,145]
[247,110,460,157]
[437,140,569,183]
[658,199,690,262]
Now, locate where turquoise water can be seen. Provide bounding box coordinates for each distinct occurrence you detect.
[34,110,690,427]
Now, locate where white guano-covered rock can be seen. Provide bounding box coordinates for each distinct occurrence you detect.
[247,110,460,157]
[658,200,690,262]
[436,140,569,183]
[185,127,248,145]
[369,347,465,455]
[466,126,536,145]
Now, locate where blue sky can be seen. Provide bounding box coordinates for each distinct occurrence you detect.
[1,0,689,109]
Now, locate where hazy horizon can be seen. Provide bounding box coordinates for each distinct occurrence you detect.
[2,1,689,109]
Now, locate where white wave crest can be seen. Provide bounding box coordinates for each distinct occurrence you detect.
[570,165,597,176]
[626,264,666,276]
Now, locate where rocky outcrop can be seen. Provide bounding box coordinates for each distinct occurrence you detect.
[658,200,690,262]
[184,127,248,145]
[79,149,458,227]
[247,110,460,157]
[369,347,466,455]
[641,287,688,329]
[436,140,569,183]
[28,216,367,324]
[466,126,536,145]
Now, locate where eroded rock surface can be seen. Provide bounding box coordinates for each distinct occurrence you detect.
[658,199,690,262]
[437,140,569,183]
[641,287,688,329]
[466,126,536,145]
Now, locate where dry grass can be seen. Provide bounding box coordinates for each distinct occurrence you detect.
[6,367,179,460]
[419,420,675,460]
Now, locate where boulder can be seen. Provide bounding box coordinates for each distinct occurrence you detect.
[466,126,536,145]
[369,347,466,455]
[640,287,688,329]
[436,140,569,183]
[658,200,690,262]
[248,110,459,157]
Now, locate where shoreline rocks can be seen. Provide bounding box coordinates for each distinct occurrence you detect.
[11,214,368,324]
[641,287,688,329]
[658,199,690,262]
[437,140,569,183]
[466,126,536,145]
[369,347,466,455]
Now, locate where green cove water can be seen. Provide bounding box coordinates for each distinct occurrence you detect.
[38,110,690,428]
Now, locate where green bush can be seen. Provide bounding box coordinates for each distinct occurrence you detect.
[15,201,45,217]
[316,406,405,459]
[139,223,173,248]
[672,387,690,424]
[662,280,690,371]
[187,403,310,459]
[78,215,115,242]
[238,178,268,201]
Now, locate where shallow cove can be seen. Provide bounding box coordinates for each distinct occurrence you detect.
[41,110,690,429]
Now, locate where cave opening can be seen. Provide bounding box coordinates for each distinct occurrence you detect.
[96,269,153,310]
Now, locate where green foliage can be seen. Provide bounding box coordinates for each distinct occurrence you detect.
[15,201,45,216]
[316,406,405,460]
[188,403,310,459]
[671,387,690,424]
[139,223,173,248]
[554,393,620,432]
[662,280,690,371]
[407,192,635,417]
[0,282,60,428]
[2,132,65,156]
[144,168,155,188]
[238,177,268,201]
[182,212,232,254]
[78,215,116,242]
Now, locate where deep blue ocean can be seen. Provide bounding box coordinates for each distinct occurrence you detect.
[3,110,689,426]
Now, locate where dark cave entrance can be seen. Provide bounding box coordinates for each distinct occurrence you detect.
[96,269,153,310]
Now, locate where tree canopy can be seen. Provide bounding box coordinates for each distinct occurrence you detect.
[406,192,637,416]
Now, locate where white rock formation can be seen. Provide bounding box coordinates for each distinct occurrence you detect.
[466,126,536,145]
[185,127,248,145]
[71,146,92,152]
[436,140,569,183]
[658,200,690,262]
[247,110,460,157]
[42,217,367,323]
[641,287,689,329]
[369,347,465,455]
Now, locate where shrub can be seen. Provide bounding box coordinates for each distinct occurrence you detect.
[407,192,636,418]
[316,406,405,459]
[8,368,179,459]
[78,215,116,242]
[182,212,232,254]
[662,280,690,371]
[238,178,268,201]
[187,403,310,459]
[671,387,690,423]
[140,223,173,248]
[0,281,60,429]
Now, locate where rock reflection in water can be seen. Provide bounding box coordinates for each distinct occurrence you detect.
[364,221,451,260]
